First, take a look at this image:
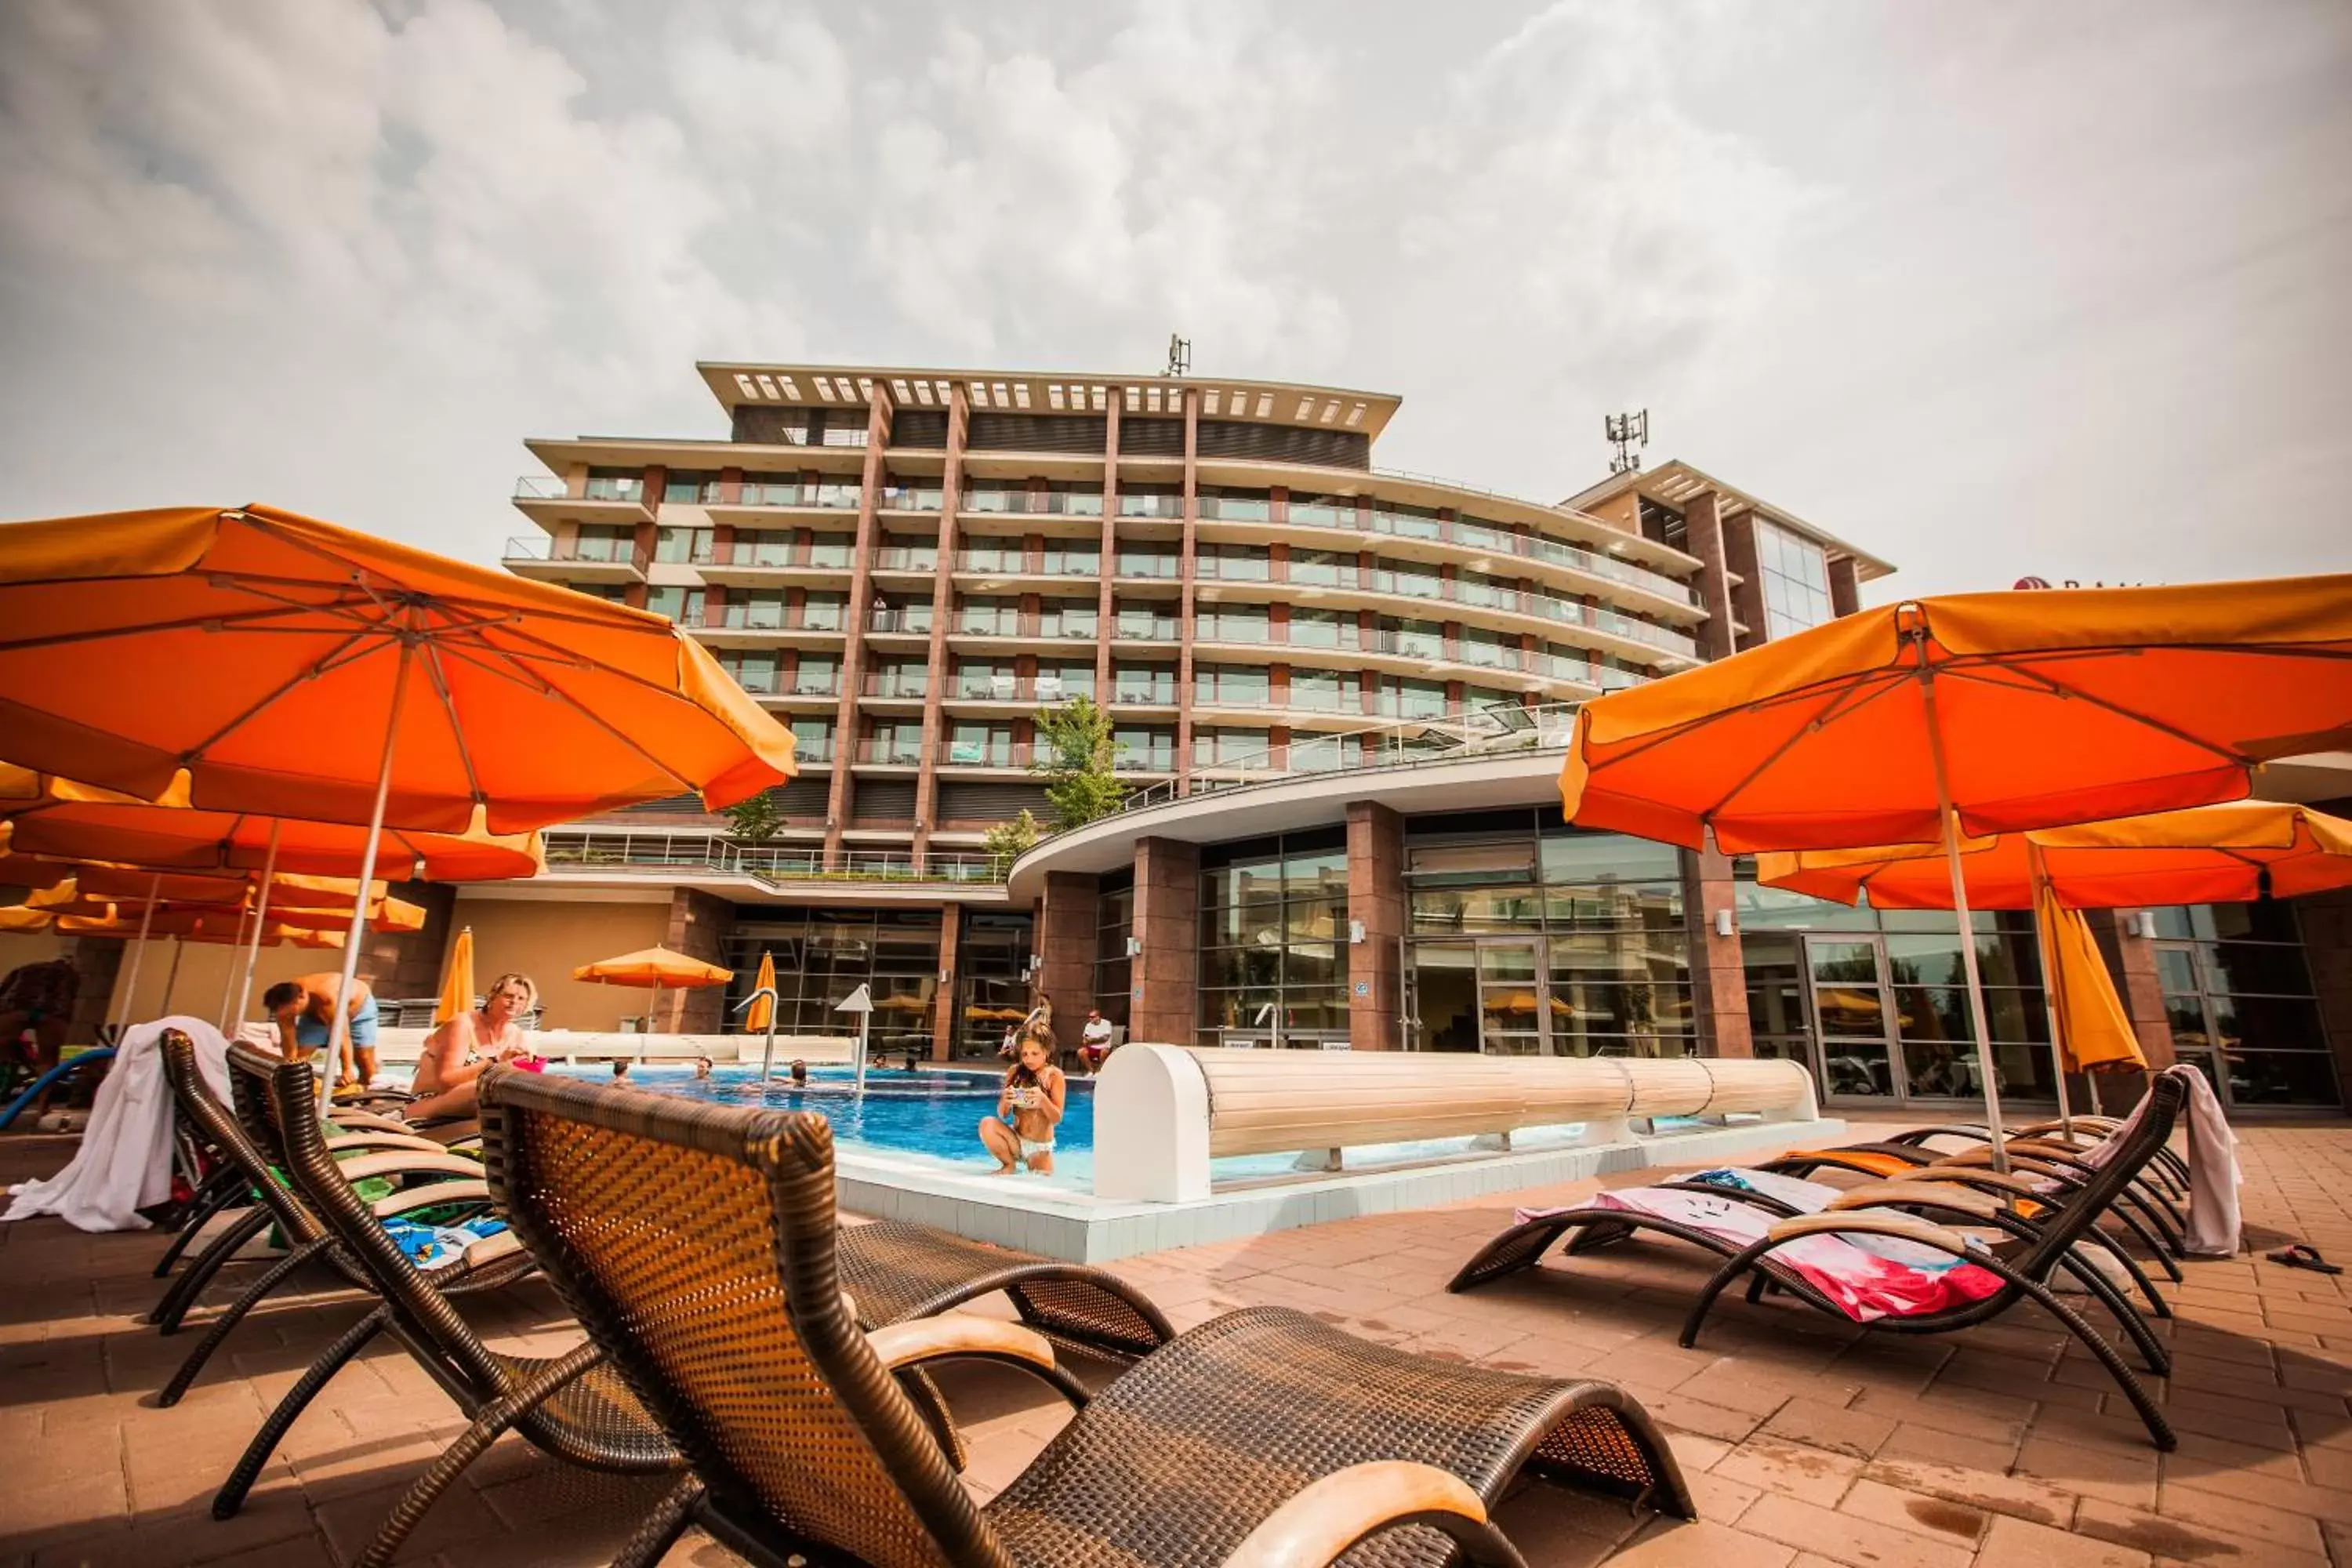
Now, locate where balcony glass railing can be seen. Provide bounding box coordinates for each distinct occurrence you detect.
[712,604,787,631]
[864,676,931,699]
[1196,619,1272,644]
[806,543,855,569]
[877,485,943,511]
[1112,681,1178,705]
[503,534,646,569]
[734,481,803,507]
[543,829,1007,886]
[858,739,927,765]
[1196,495,1270,522]
[1196,554,1270,582]
[869,608,935,633]
[872,546,939,572]
[1115,554,1181,579]
[943,740,1014,767]
[583,477,645,503]
[1114,618,1181,641]
[1119,493,1184,518]
[810,482,862,509]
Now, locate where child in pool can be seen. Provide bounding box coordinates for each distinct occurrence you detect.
[979,1029,1065,1176]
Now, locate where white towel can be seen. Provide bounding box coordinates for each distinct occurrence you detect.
[2,1017,233,1233]
[2077,1063,2241,1257]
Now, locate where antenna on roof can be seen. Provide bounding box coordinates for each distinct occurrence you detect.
[1604,409,1650,474]
[1163,334,1192,377]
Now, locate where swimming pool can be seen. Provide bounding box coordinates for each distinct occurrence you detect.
[560,1063,1100,1185]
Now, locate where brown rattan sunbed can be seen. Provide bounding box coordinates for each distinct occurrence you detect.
[476,1062,1696,1568]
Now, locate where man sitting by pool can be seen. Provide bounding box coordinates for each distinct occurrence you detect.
[1078,1007,1116,1073]
[979,1027,1065,1177]
[262,972,380,1089]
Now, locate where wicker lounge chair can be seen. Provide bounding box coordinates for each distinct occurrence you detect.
[477,1062,1696,1568]
[222,1047,1181,1566]
[147,1029,514,1411]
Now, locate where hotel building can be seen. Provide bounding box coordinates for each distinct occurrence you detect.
[471,361,2351,1116]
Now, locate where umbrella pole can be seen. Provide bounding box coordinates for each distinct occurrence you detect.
[1922,673,2010,1174]
[325,642,410,1110]
[230,819,283,1034]
[158,938,186,1015]
[111,873,162,1033]
[2029,844,2075,1142]
[216,899,254,1031]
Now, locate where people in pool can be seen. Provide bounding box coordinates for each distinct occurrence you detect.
[979,1029,1065,1177]
[789,1058,808,1086]
[693,1056,713,1080]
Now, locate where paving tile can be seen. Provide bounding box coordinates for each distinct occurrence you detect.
[1834,1477,1987,1548]
[1978,1512,2151,1567]
[1606,1517,1798,1568]
[1740,1493,1973,1568]
[1711,1436,1865,1508]
[1761,1396,1899,1459]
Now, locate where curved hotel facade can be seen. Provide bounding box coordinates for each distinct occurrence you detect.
[485,361,2350,1116]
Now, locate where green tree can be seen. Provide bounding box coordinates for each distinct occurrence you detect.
[1031,695,1125,830]
[723,789,786,844]
[982,808,1042,878]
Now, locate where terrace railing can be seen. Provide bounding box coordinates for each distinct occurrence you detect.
[542,829,1007,887]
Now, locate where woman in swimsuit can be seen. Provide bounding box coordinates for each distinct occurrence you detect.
[978,1029,1065,1176]
[404,972,537,1128]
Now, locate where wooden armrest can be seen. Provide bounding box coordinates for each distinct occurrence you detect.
[372,1179,492,1217]
[864,1316,1058,1377]
[459,1229,524,1270]
[1222,1462,1497,1568]
[1765,1210,1984,1258]
[1906,1167,2046,1198]
[1828,1181,2006,1220]
[331,1109,414,1133]
[327,1132,446,1154]
[332,1151,486,1183]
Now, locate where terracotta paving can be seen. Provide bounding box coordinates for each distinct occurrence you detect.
[6,1114,2352,1566]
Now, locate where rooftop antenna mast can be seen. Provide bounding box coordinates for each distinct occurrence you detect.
[1163,333,1192,377]
[1604,409,1650,474]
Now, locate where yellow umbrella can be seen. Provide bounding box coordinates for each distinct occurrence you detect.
[2031,860,2145,1080]
[744,950,776,1033]
[572,945,735,1035]
[437,927,476,1026]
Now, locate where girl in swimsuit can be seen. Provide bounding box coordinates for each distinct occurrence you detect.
[978,1029,1065,1176]
[404,972,538,1127]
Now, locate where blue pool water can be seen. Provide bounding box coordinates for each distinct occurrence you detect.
[558,1063,1098,1184]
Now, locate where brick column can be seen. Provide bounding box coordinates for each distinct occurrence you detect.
[1722,511,1766,652]
[825,386,895,869]
[1685,835,1752,1058]
[930,903,960,1062]
[664,887,735,1034]
[1175,389,1200,789]
[1131,837,1199,1044]
[1682,491,1736,661]
[1828,554,1862,619]
[913,385,969,867]
[1347,800,1406,1051]
[1096,394,1121,697]
[1037,872,1100,1033]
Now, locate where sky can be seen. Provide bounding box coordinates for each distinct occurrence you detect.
[2,0,2347,600]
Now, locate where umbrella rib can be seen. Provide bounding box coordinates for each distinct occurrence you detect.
[0,600,379,653]
[1935,662,2253,768]
[176,633,388,766]
[1691,673,1912,825]
[428,630,703,797]
[417,639,489,806]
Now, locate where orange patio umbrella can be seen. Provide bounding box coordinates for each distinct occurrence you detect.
[746,950,781,1083]
[1562,575,2352,1159]
[572,946,735,1036]
[436,927,477,1026]
[0,503,796,1090]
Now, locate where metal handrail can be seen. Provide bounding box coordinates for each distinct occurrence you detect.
[542,829,1007,886]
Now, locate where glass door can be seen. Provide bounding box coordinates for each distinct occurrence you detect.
[1806,935,1901,1102]
[1478,941,1546,1056]
[2157,938,2342,1109]
[1408,942,1481,1052]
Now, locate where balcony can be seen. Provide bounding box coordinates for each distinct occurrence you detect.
[511,474,652,526]
[877,484,944,513]
[947,673,1097,706]
[961,490,1105,517]
[501,533,646,584]
[856,739,927,767]
[1113,555,1181,580]
[1112,616,1181,643]
[869,608,937,636]
[862,677,931,701]
[1117,493,1185,520]
[954,551,1102,580]
[542,829,1007,888]
[871,546,940,573]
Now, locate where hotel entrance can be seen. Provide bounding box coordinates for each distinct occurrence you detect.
[1406,939,1545,1054]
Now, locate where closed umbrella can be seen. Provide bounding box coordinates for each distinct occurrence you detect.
[747,951,779,1084]
[572,946,735,1037]
[437,927,476,1026]
[0,504,794,1098]
[1562,575,2352,1163]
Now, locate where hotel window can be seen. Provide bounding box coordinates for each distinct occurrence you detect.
[1113,662,1176,705]
[808,478,862,509]
[1116,543,1179,579]
[739,474,800,507]
[1459,627,1516,670]
[569,523,635,563]
[1196,665,1271,707]
[1287,668,1349,713]
[1372,557,1444,600]
[717,651,779,694]
[947,723,1013,767]
[1040,598,1098,639]
[663,474,715,504]
[583,470,644,503]
[723,910,942,1049]
[868,720,926,764]
[790,655,840,697]
[1287,607,1352,648]
[1119,484,1181,518]
[962,481,1025,514]
[1195,727,1272,768]
[1200,543,1270,581]
[961,538,1023,573]
[955,659,1018,700]
[1040,543,1101,578]
[1376,676,1449,720]
[1286,493,1356,531]
[1115,601,1181,641]
[1287,549,1352,588]
[2154,902,2338,1107]
[722,590,785,630]
[1035,661,1094,701]
[959,596,1018,635]
[878,533,937,572]
[1112,725,1175,771]
[787,717,833,760]
[654,525,713,564]
[807,533,855,569]
[1758,521,1835,639]
[1198,830,1349,1047]
[1058,484,1107,517]
[800,592,846,631]
[1457,569,1515,611]
[1196,486,1271,522]
[643,585,706,626]
[1199,604,1270,644]
[867,659,929,699]
[877,477,942,511]
[1385,617,1444,661]
[1372,503,1444,541]
[733,528,792,567]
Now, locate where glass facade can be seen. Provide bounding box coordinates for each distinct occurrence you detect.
[722,909,941,1056]
[1093,871,1134,1029]
[2154,902,2338,1108]
[953,913,1033,1062]
[1403,811,1694,1058]
[1757,520,1834,640]
[1196,829,1350,1048]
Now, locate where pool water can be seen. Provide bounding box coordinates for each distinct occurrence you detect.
[560,1063,1098,1184]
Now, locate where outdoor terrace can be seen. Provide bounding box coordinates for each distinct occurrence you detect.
[5,1115,2350,1566]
